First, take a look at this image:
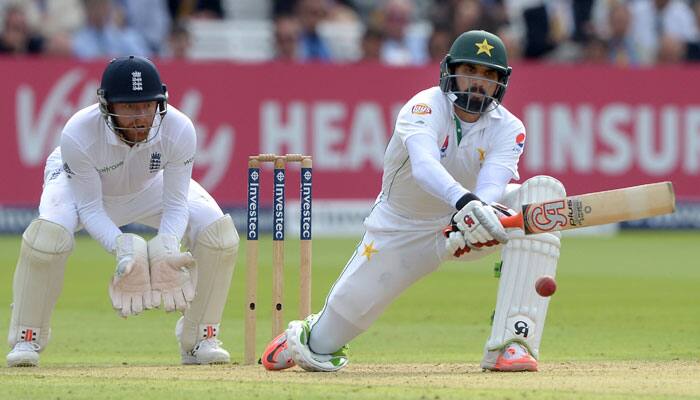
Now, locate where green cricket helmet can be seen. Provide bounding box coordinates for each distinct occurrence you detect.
[439,30,512,114]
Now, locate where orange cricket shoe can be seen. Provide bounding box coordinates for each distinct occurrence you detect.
[488,342,538,372]
[261,332,295,371]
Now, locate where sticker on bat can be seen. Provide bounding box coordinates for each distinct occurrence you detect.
[524,200,567,232]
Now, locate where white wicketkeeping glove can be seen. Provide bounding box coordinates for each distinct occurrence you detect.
[453,199,509,249]
[109,233,154,318]
[148,234,196,312]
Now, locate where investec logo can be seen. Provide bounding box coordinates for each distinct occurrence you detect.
[273,170,285,240]
[300,168,312,239]
[247,169,259,240]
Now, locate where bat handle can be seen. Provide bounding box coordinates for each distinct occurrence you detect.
[500,213,524,230]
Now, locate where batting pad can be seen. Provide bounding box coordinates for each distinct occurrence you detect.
[481,176,565,367]
[179,215,239,351]
[8,219,73,350]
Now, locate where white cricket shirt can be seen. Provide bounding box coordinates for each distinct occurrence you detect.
[60,104,196,252]
[380,86,526,220]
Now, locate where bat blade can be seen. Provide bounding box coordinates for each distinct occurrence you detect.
[500,181,676,234]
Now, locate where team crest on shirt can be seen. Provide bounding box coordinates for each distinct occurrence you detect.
[514,132,526,153]
[440,136,449,158]
[477,148,486,167]
[411,103,432,115]
[149,152,162,172]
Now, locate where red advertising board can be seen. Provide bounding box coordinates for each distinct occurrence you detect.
[1,59,698,206]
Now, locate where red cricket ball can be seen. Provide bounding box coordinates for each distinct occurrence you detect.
[535,275,557,297]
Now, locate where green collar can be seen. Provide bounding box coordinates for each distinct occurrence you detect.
[453,114,463,145]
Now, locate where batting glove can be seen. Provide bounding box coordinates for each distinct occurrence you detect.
[453,193,509,249]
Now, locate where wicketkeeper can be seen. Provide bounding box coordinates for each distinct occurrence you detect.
[262,30,565,372]
[6,56,239,367]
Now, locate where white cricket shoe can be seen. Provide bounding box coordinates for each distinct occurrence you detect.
[7,341,40,367]
[176,317,230,365]
[182,338,231,365]
[286,315,349,372]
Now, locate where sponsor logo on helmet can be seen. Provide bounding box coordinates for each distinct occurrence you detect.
[475,39,494,57]
[132,71,143,91]
[411,103,432,115]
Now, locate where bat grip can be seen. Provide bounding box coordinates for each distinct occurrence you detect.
[499,213,524,230]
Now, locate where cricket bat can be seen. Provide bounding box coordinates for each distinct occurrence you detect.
[499,181,676,234]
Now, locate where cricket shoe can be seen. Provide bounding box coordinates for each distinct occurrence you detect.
[484,342,538,372]
[261,332,295,371]
[176,317,230,365]
[7,341,40,367]
[286,315,349,372]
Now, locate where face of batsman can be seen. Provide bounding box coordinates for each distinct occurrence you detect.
[439,30,512,114]
[453,63,500,113]
[97,55,168,145]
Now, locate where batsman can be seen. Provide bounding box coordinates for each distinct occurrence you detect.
[263,30,565,372]
[6,56,239,367]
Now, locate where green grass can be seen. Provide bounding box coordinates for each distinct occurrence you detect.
[0,231,699,399]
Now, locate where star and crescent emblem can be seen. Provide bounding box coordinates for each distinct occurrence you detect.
[475,39,494,57]
[361,241,379,261]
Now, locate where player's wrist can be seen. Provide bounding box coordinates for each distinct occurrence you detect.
[455,192,482,210]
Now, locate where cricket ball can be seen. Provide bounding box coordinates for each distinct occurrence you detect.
[535,275,557,297]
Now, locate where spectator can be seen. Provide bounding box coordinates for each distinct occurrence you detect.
[378,0,427,66]
[23,0,85,37]
[450,0,505,36]
[582,34,608,64]
[605,0,639,66]
[167,0,224,21]
[628,0,699,64]
[274,14,301,61]
[0,5,44,55]
[656,34,686,64]
[295,0,332,61]
[687,0,700,61]
[161,21,191,59]
[359,25,382,62]
[427,27,451,64]
[122,0,171,54]
[72,0,151,59]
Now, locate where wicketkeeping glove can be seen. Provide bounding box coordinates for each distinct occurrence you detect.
[148,234,196,312]
[109,233,154,318]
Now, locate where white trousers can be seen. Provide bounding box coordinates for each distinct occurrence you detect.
[323,201,498,331]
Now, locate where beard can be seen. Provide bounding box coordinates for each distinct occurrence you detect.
[454,86,493,113]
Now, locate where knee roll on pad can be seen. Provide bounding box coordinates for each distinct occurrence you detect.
[483,176,565,362]
[8,219,74,349]
[501,175,566,212]
[180,215,239,351]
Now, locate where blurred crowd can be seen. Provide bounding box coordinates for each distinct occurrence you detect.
[1,0,700,66]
